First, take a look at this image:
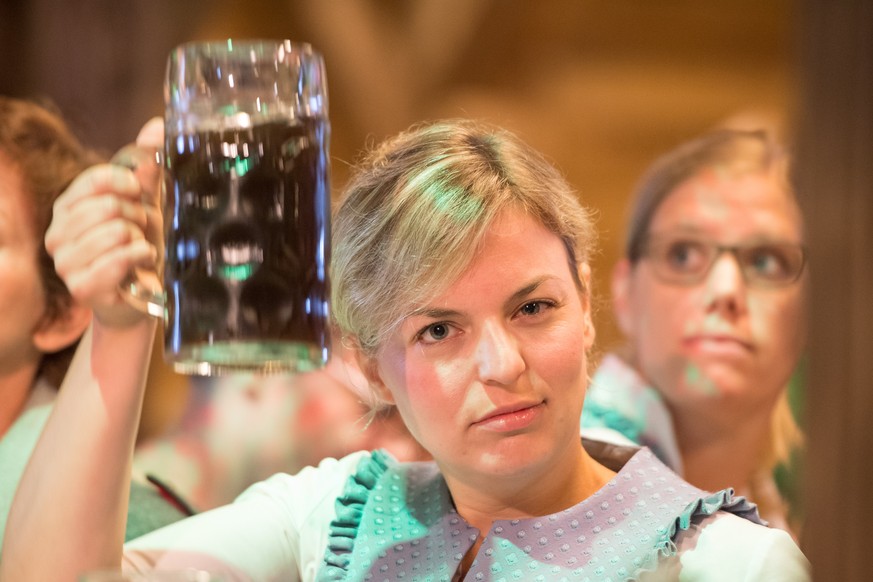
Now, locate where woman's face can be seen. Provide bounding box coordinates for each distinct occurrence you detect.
[0,155,50,376]
[614,167,807,415]
[365,208,594,484]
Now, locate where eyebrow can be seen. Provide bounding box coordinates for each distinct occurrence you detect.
[506,278,549,306]
[648,226,706,237]
[411,277,554,320]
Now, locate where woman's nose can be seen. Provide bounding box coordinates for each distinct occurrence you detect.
[703,252,749,316]
[475,320,526,386]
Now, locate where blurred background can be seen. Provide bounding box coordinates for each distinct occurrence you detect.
[2,1,870,578]
[0,0,799,421]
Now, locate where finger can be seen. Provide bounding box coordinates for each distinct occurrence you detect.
[61,240,156,304]
[73,218,146,265]
[91,238,157,278]
[136,117,164,150]
[48,166,141,252]
[71,194,148,231]
[58,194,148,242]
[111,144,157,173]
[53,164,141,213]
[52,219,151,283]
[47,196,147,260]
[111,143,162,208]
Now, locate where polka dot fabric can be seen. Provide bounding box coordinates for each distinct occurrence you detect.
[319,452,479,581]
[318,448,762,581]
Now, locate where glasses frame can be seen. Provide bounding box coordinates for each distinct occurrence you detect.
[638,234,808,289]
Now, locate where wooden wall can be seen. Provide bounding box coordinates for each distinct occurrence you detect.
[794,1,873,579]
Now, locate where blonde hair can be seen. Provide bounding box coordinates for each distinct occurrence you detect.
[763,390,804,470]
[331,119,596,356]
[627,128,804,471]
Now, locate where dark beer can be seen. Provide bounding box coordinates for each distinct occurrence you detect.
[163,117,330,373]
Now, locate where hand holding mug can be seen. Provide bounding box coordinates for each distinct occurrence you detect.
[45,119,164,329]
[112,118,166,317]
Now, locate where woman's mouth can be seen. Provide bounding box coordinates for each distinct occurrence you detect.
[683,335,753,358]
[472,402,545,432]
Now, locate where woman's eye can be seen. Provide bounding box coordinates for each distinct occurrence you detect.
[665,241,707,273]
[417,322,454,344]
[520,301,542,316]
[516,300,554,319]
[749,248,789,278]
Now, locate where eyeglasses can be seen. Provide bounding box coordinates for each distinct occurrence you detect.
[639,235,807,288]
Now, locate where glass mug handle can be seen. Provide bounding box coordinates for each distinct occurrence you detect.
[110,144,166,318]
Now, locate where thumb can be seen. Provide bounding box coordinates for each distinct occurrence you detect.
[136,117,164,150]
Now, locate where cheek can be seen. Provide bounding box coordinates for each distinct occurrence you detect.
[383,353,470,432]
[748,292,806,358]
[628,285,685,354]
[0,266,47,330]
[530,322,590,409]
[627,287,699,392]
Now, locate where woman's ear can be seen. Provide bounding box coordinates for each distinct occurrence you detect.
[611,258,634,337]
[578,263,596,348]
[32,302,92,355]
[353,345,396,407]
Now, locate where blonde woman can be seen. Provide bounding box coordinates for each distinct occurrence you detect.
[2,120,808,581]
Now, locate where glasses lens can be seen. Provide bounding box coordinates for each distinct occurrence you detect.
[738,243,806,286]
[646,238,715,284]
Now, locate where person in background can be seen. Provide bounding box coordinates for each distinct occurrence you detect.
[1,119,809,581]
[0,97,191,553]
[134,339,429,510]
[581,128,806,533]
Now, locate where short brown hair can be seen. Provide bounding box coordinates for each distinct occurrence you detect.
[0,97,102,387]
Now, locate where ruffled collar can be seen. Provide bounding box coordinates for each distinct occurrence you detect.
[318,445,761,581]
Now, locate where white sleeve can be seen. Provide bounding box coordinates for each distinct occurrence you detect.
[122,451,370,582]
[677,512,811,582]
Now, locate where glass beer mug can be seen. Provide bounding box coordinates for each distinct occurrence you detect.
[121,40,331,375]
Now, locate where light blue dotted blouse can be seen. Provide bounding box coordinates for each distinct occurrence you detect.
[317,445,761,581]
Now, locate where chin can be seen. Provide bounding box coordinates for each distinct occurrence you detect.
[678,357,750,392]
[486,435,565,475]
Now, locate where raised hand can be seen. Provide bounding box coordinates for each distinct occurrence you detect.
[45,118,163,328]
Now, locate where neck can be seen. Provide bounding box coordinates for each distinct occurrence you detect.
[443,438,615,538]
[669,400,772,494]
[0,365,39,437]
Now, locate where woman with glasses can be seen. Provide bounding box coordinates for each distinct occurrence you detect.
[581,129,807,533]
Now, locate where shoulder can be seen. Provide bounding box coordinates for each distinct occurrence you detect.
[675,511,810,581]
[123,451,388,579]
[235,450,381,515]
